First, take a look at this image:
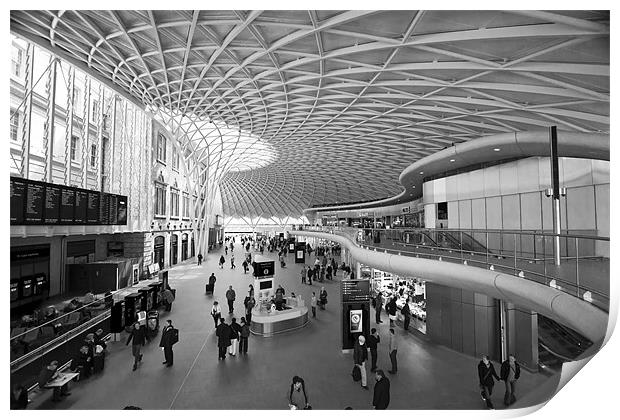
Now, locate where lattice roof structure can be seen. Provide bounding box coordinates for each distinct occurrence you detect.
[10,10,610,217]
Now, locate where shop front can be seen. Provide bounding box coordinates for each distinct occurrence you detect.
[10,245,50,310]
[170,234,178,265]
[370,268,427,334]
[154,236,165,269]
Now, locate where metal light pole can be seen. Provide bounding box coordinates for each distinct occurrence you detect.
[549,126,561,266]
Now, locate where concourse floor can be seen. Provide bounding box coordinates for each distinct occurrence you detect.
[37,244,556,410]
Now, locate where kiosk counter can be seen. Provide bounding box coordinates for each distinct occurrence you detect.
[250,297,308,337]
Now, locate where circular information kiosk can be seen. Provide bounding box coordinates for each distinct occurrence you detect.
[250,255,309,336]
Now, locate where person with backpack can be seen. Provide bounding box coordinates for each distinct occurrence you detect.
[353,335,369,390]
[288,376,310,409]
[159,319,178,367]
[500,354,521,406]
[239,317,250,354]
[401,298,411,331]
[219,255,225,269]
[478,355,501,409]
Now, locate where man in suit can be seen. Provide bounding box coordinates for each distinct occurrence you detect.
[159,319,176,367]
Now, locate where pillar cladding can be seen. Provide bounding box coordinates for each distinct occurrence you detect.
[505,303,539,371]
[426,283,501,361]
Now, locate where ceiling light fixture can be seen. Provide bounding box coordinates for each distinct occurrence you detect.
[494,148,501,152]
[419,171,423,174]
[450,159,455,162]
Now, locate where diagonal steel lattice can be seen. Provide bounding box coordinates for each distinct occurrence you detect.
[10,10,610,218]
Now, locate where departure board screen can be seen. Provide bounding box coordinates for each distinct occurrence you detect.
[341,280,370,303]
[59,187,76,224]
[10,177,128,226]
[10,178,26,224]
[43,185,61,224]
[25,181,45,223]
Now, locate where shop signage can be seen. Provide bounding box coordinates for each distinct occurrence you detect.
[402,206,410,213]
[342,280,370,303]
[11,246,50,261]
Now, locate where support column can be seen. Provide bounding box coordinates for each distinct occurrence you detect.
[505,303,539,370]
[20,43,35,179]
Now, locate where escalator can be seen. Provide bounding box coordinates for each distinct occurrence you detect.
[537,314,593,374]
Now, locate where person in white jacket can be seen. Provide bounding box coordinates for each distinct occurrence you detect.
[211,301,222,328]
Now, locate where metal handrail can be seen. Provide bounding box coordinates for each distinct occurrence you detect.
[10,291,119,342]
[301,225,609,242]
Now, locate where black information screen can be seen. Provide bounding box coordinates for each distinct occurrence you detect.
[44,185,61,224]
[10,178,26,224]
[87,191,100,224]
[341,280,370,303]
[10,177,128,226]
[25,181,45,223]
[60,187,76,224]
[74,190,88,224]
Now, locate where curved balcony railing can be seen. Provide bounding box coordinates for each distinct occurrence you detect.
[293,225,609,312]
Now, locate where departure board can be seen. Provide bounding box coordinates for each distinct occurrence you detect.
[87,191,100,224]
[25,181,45,223]
[43,185,61,224]
[74,189,88,224]
[59,187,76,224]
[10,178,26,224]
[10,177,128,226]
[341,280,370,303]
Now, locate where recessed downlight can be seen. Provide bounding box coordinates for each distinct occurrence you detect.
[449,159,455,162]
[493,148,501,152]
[419,171,424,175]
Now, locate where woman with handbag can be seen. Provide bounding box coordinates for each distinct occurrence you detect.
[288,376,310,409]
[478,355,500,409]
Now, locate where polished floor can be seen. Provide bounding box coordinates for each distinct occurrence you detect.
[35,243,556,410]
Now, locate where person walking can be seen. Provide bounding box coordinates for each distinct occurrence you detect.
[401,298,411,331]
[353,335,369,390]
[224,245,228,255]
[210,301,222,328]
[226,285,236,314]
[386,296,397,327]
[239,317,250,354]
[478,355,500,409]
[301,267,306,284]
[387,328,398,374]
[244,292,256,324]
[215,318,231,361]
[374,292,383,324]
[228,317,241,356]
[125,322,146,371]
[288,376,310,410]
[319,287,328,310]
[500,354,521,406]
[230,255,236,269]
[367,328,380,372]
[208,273,216,288]
[219,255,225,269]
[197,253,203,265]
[159,319,177,367]
[307,266,313,285]
[372,370,390,410]
[310,292,317,318]
[242,259,249,274]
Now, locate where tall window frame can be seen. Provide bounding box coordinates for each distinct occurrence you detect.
[156,132,167,163]
[10,110,20,142]
[11,43,24,78]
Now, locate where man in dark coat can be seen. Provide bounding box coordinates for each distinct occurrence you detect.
[215,318,231,360]
[159,319,176,367]
[208,273,216,287]
[478,355,500,409]
[375,292,383,323]
[372,370,390,409]
[244,292,256,324]
[367,328,380,372]
[500,354,521,406]
[126,322,146,371]
[226,285,236,314]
